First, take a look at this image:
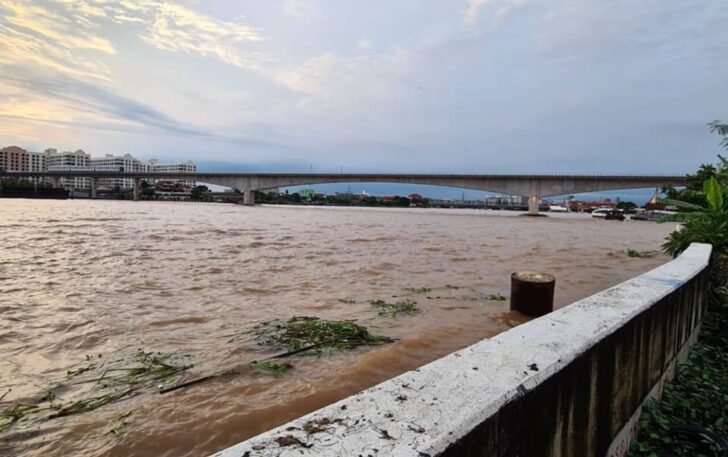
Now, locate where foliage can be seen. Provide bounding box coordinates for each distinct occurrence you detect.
[369,299,420,317]
[253,317,393,355]
[628,301,728,457]
[661,177,728,260]
[617,201,638,210]
[190,185,210,201]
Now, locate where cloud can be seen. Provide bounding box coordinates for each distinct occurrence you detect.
[463,0,528,27]
[282,0,319,20]
[273,47,414,114]
[138,2,266,69]
[0,71,213,137]
[0,0,267,77]
[1,0,115,53]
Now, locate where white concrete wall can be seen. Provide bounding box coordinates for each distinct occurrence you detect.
[210,243,710,456]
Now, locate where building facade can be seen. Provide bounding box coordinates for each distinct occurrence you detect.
[90,153,146,190]
[146,159,196,186]
[0,146,29,172]
[2,145,197,191]
[45,149,91,189]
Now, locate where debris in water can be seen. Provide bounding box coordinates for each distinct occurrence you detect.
[626,248,657,258]
[254,316,393,356]
[486,293,507,301]
[250,360,293,375]
[403,287,431,294]
[369,299,420,317]
[0,350,192,434]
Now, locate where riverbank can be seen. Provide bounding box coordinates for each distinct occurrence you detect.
[628,287,728,456]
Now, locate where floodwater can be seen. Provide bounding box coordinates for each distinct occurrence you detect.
[0,200,676,457]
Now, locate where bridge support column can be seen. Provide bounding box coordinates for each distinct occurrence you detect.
[91,177,98,199]
[243,190,255,206]
[528,195,540,215]
[133,178,140,201]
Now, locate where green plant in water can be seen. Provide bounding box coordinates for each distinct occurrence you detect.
[486,293,507,301]
[0,404,40,433]
[369,299,420,317]
[109,411,134,439]
[0,350,192,434]
[403,287,431,294]
[254,316,393,355]
[250,360,293,375]
[626,249,656,258]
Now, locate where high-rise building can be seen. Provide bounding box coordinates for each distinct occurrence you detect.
[45,149,91,189]
[147,159,196,186]
[90,153,146,190]
[0,146,29,172]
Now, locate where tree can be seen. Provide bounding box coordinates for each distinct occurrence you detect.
[191,185,210,201]
[617,201,637,210]
[661,177,727,259]
[664,122,728,205]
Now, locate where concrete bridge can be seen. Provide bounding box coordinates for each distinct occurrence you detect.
[1,171,687,214]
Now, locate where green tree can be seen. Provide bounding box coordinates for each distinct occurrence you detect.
[191,185,209,201]
[661,177,727,260]
[617,201,637,210]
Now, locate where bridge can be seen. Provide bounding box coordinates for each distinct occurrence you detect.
[1,171,687,214]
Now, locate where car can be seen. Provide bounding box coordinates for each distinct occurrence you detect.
[605,210,625,221]
[591,208,613,218]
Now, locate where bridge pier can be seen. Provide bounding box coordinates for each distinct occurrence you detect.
[91,177,98,199]
[243,190,255,206]
[528,195,540,215]
[133,178,140,201]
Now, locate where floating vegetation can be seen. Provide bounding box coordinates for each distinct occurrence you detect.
[403,287,431,294]
[626,248,657,258]
[109,410,134,439]
[369,299,420,317]
[0,350,191,434]
[0,404,42,433]
[250,360,293,375]
[337,299,356,304]
[486,293,507,301]
[254,316,393,356]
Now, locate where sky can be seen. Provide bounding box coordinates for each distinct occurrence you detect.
[1,0,728,176]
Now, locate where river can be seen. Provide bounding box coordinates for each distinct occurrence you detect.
[0,200,676,456]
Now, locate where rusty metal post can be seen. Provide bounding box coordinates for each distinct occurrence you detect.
[510,271,555,316]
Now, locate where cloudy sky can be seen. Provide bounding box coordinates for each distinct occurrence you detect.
[1,0,727,173]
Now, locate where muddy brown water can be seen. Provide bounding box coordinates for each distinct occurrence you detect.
[0,200,676,456]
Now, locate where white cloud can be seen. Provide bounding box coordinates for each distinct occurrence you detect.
[357,38,373,50]
[464,0,528,27]
[282,0,319,20]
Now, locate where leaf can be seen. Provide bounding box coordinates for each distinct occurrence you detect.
[703,177,724,212]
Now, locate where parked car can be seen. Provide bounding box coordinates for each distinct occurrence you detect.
[591,208,613,218]
[605,210,625,221]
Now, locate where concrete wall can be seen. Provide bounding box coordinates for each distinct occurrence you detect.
[211,243,711,457]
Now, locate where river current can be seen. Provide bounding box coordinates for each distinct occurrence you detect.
[0,200,676,456]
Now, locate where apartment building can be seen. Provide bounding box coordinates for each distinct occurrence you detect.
[0,146,29,172]
[90,153,146,190]
[147,159,196,187]
[45,149,91,189]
